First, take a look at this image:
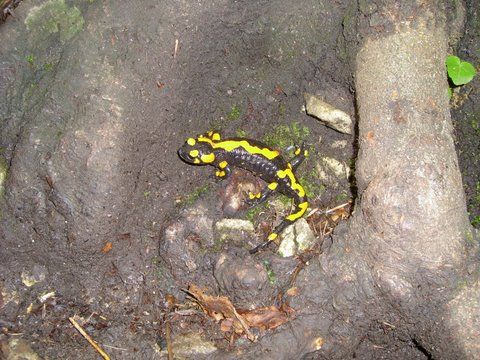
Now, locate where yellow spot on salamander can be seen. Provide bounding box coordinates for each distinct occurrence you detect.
[276,168,305,197]
[216,170,226,177]
[286,201,309,221]
[219,161,228,169]
[193,158,201,164]
[295,148,301,156]
[304,149,309,157]
[187,138,196,146]
[200,153,215,163]
[268,182,278,190]
[212,133,221,141]
[189,149,199,157]
[268,233,278,241]
[197,137,280,160]
[248,192,261,199]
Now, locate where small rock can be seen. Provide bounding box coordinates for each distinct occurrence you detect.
[278,218,316,257]
[0,338,41,360]
[330,140,348,149]
[0,157,7,197]
[322,157,350,178]
[316,156,350,187]
[160,332,217,358]
[304,93,352,134]
[183,204,214,246]
[215,219,255,245]
[21,265,48,287]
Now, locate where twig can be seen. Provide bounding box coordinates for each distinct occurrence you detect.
[165,320,173,360]
[69,316,110,360]
[103,344,128,351]
[324,201,351,214]
[173,39,179,59]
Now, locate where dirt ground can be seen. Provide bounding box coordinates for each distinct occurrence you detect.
[0,0,478,359]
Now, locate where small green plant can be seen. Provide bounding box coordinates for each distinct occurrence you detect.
[262,260,277,285]
[236,129,248,138]
[26,54,35,65]
[446,55,477,86]
[475,181,480,204]
[43,62,54,71]
[472,215,480,228]
[227,104,241,121]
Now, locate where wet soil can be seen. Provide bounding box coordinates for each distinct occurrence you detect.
[0,0,478,359]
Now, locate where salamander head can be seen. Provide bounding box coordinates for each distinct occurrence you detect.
[178,136,216,165]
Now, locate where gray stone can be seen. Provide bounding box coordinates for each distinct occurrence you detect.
[304,93,352,134]
[278,218,316,257]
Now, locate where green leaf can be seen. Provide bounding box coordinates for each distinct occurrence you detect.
[446,55,477,86]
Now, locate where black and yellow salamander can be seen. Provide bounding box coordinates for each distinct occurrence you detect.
[178,131,309,253]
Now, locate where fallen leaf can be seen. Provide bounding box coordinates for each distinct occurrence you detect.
[220,318,233,332]
[239,304,294,331]
[101,242,113,253]
[185,284,256,341]
[286,287,299,296]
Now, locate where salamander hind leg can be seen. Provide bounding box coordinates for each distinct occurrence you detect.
[249,199,309,254]
[249,218,293,254]
[245,181,278,207]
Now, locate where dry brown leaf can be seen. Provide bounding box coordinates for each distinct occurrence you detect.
[165,294,176,309]
[239,305,294,331]
[286,287,299,297]
[220,318,233,332]
[101,242,113,253]
[186,284,256,341]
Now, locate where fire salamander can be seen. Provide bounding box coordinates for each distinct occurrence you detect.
[178,131,309,253]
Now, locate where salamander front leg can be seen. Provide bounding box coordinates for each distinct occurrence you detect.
[249,200,309,254]
[289,143,308,170]
[214,161,232,179]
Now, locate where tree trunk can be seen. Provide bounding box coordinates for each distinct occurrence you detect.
[227,2,480,359]
[351,1,479,358]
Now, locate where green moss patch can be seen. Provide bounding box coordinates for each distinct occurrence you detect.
[25,0,84,43]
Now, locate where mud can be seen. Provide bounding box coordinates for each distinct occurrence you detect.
[0,0,477,359]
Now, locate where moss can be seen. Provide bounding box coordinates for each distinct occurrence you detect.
[227,104,241,121]
[300,169,326,199]
[245,202,268,222]
[0,157,8,198]
[262,122,310,150]
[335,190,350,203]
[25,0,84,44]
[262,260,277,285]
[183,183,211,206]
[235,129,248,138]
[212,236,226,252]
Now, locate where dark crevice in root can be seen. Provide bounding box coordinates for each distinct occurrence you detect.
[412,338,433,359]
